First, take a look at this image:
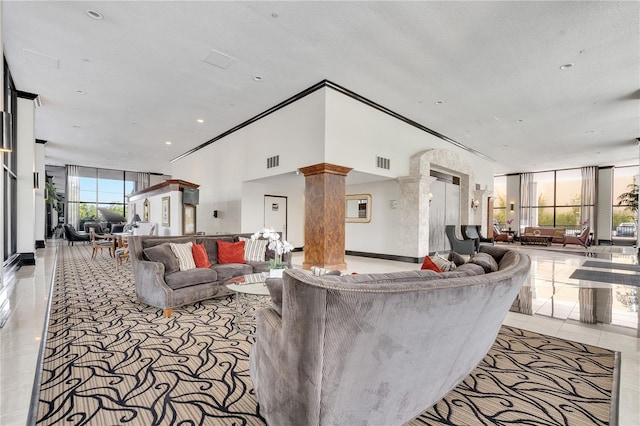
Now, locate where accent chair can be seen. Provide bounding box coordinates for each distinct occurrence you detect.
[62,224,90,245]
[493,225,514,243]
[89,229,114,259]
[563,226,591,248]
[445,225,476,255]
[461,225,494,252]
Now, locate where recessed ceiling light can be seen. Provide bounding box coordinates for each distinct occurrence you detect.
[72,125,81,128]
[271,12,279,18]
[586,130,596,134]
[165,141,172,145]
[515,119,524,124]
[86,10,103,20]
[197,119,204,123]
[434,100,443,105]
[75,90,85,95]
[253,75,263,82]
[559,63,573,70]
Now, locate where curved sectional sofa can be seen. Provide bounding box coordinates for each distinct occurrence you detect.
[250,245,531,426]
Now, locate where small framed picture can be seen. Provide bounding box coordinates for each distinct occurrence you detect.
[162,196,170,227]
[183,204,196,235]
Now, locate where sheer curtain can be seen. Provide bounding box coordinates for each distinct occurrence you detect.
[66,165,80,229]
[520,172,533,231]
[136,172,150,191]
[581,166,597,232]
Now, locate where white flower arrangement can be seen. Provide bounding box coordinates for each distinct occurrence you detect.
[251,228,293,269]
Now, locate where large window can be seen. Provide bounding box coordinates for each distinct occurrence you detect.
[67,167,137,231]
[3,60,18,261]
[492,175,507,227]
[519,168,591,234]
[613,166,638,238]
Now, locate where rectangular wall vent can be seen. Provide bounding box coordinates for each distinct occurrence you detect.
[376,156,390,170]
[267,155,280,169]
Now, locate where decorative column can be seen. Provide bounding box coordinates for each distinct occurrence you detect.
[299,163,352,270]
[397,175,436,258]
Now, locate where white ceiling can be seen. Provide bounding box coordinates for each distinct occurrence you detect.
[3,1,639,176]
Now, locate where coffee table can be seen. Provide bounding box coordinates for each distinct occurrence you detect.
[520,233,553,246]
[226,273,272,337]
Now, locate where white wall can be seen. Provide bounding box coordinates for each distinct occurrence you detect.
[16,98,35,253]
[241,179,305,247]
[171,88,327,235]
[506,174,520,231]
[130,190,182,236]
[324,88,495,189]
[171,86,495,258]
[345,180,401,255]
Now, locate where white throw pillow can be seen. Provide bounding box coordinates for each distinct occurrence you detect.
[433,252,457,272]
[239,237,268,262]
[169,242,196,271]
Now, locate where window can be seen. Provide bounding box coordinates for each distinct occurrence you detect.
[613,166,638,238]
[67,167,138,231]
[492,176,506,227]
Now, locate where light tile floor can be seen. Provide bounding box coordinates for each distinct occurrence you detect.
[0,242,638,425]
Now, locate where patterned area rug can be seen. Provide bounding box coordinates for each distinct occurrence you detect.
[34,244,617,425]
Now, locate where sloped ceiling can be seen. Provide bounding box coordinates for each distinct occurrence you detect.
[3,1,639,175]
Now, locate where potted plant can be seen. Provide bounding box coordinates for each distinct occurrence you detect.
[45,181,60,210]
[252,228,293,277]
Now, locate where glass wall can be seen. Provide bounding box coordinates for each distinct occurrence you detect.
[492,175,507,228]
[3,60,18,261]
[613,166,638,238]
[506,168,592,235]
[67,166,137,232]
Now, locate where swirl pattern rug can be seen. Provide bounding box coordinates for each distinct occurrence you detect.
[36,244,616,425]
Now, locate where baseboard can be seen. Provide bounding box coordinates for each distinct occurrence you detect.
[35,240,46,249]
[345,250,420,264]
[19,252,36,266]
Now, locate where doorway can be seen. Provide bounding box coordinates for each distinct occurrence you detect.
[429,171,461,253]
[264,195,287,240]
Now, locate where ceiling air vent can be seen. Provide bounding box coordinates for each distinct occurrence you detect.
[267,155,280,169]
[376,156,390,170]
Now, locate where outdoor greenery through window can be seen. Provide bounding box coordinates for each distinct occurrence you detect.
[68,167,137,232]
[613,166,638,238]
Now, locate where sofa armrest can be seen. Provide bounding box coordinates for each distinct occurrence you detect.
[133,260,173,309]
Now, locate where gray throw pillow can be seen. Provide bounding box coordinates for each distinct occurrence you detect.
[143,243,180,274]
[448,251,467,266]
[469,252,499,273]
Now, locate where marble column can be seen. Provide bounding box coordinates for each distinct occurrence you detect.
[397,175,437,258]
[299,163,352,270]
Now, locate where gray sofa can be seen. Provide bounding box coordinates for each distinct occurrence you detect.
[250,245,531,426]
[130,233,290,317]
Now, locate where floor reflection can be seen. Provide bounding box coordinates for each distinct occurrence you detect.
[511,249,639,336]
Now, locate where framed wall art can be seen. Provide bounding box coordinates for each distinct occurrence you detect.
[162,196,170,227]
[183,204,196,235]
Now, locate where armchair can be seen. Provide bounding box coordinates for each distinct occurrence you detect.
[461,225,494,252]
[62,224,90,245]
[563,226,591,248]
[445,225,476,255]
[492,225,514,243]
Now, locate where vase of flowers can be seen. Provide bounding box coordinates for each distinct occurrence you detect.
[252,228,293,277]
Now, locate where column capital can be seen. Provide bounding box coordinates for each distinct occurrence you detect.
[299,163,352,177]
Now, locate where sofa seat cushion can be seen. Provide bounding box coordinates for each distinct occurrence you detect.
[165,268,218,290]
[211,263,254,281]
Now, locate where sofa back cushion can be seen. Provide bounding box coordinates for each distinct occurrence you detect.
[143,243,179,274]
[469,252,499,273]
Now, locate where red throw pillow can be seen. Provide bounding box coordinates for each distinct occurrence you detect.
[421,256,442,273]
[192,243,211,268]
[217,240,246,264]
